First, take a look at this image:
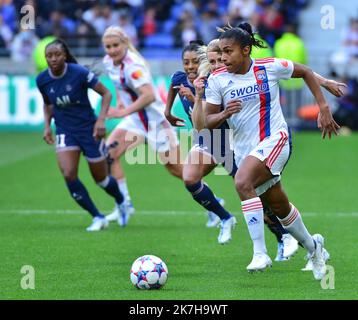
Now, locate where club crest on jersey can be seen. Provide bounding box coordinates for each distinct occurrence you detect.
[131,70,143,79]
[254,69,267,81]
[280,60,288,68]
[66,84,72,92]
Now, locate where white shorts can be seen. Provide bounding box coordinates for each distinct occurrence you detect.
[115,114,179,153]
[235,130,291,196]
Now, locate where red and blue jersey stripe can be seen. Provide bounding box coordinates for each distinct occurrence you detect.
[253,65,271,141]
[120,63,149,132]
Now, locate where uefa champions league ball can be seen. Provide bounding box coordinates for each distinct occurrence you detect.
[130,255,168,290]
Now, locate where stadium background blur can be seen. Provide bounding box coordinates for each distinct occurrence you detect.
[0,0,357,132]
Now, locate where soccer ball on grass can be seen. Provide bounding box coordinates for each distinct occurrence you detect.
[130,255,168,289]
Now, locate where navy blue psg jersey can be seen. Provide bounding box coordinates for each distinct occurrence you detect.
[36,63,99,133]
[171,71,196,124]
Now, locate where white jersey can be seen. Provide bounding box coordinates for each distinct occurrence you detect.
[103,50,166,129]
[205,57,294,160]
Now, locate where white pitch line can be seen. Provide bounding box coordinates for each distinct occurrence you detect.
[0,209,203,215]
[0,209,357,217]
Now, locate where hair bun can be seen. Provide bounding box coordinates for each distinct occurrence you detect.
[238,22,253,36]
[189,40,205,46]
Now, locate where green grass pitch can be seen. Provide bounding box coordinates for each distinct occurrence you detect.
[0,131,357,299]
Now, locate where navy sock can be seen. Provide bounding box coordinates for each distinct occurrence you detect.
[264,207,288,243]
[66,179,102,218]
[98,176,124,205]
[185,181,231,220]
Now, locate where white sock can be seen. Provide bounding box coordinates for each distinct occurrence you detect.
[242,197,267,255]
[117,178,131,202]
[278,203,315,253]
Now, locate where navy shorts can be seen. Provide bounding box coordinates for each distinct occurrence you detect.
[191,128,238,177]
[55,129,107,163]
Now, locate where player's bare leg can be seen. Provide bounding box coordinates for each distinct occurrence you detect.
[237,156,328,279]
[158,144,183,179]
[183,150,217,184]
[105,129,144,222]
[57,149,81,182]
[183,150,236,243]
[107,128,145,180]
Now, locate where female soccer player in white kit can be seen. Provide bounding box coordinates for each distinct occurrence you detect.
[204,23,340,280]
[102,26,182,225]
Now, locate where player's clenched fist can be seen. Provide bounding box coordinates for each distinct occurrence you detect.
[222,99,243,119]
[43,127,55,145]
[193,76,207,98]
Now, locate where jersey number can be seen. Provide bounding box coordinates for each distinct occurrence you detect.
[56,134,66,148]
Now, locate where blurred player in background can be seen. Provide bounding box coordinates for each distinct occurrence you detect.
[36,39,126,232]
[205,22,340,278]
[165,40,237,245]
[102,26,183,226]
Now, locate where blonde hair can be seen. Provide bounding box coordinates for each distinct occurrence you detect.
[102,26,148,67]
[207,39,221,53]
[197,39,221,77]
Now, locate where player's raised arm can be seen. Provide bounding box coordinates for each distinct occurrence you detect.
[164,84,186,127]
[291,62,340,139]
[127,84,155,115]
[313,72,347,97]
[107,83,155,119]
[205,100,242,129]
[191,76,206,130]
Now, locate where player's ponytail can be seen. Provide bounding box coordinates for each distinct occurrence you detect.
[218,22,266,53]
[197,45,210,77]
[45,38,78,64]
